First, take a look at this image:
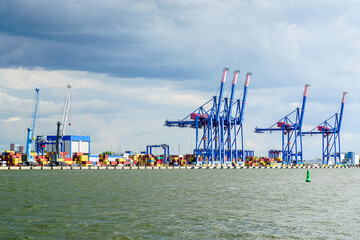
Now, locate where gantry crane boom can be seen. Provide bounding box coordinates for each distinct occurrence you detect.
[54,85,71,162]
[238,73,252,124]
[299,84,310,129]
[26,88,40,164]
[226,70,239,122]
[215,68,229,121]
[338,92,347,132]
[61,84,71,137]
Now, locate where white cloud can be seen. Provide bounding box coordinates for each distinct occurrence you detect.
[0,68,209,154]
[0,66,358,159]
[1,117,20,122]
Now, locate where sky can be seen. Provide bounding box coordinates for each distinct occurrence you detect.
[1,0,360,159]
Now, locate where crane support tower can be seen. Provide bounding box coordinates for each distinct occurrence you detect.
[25,88,40,165]
[165,68,253,165]
[302,92,347,165]
[255,84,310,165]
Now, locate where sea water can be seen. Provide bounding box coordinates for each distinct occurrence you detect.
[1,169,360,239]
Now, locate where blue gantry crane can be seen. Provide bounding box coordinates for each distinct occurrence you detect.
[146,144,170,164]
[165,68,253,165]
[302,92,347,165]
[255,84,310,165]
[25,88,40,165]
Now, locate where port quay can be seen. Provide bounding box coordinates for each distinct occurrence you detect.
[0,164,357,170]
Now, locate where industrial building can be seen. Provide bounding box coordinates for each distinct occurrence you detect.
[44,135,90,158]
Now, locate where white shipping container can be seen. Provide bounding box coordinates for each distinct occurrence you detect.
[89,156,99,162]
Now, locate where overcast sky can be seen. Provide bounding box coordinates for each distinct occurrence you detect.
[1,0,360,159]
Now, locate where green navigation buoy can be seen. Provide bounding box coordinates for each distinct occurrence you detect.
[306,169,311,182]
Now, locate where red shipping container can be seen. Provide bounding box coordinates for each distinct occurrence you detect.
[190,113,198,119]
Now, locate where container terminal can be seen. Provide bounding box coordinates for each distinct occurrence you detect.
[0,68,358,168]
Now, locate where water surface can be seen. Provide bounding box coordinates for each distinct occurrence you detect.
[1,169,360,239]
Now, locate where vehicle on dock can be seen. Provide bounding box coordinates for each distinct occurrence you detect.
[20,161,38,166]
[47,161,68,166]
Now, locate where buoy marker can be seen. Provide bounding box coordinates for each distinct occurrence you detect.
[306,169,311,182]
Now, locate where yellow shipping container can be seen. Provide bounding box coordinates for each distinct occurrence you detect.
[79,155,88,161]
[12,158,21,164]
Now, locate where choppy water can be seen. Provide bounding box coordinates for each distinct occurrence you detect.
[1,169,360,239]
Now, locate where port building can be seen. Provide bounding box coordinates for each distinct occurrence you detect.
[44,135,90,158]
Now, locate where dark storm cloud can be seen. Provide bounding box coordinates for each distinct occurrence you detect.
[0,1,279,86]
[1,0,360,89]
[0,0,213,81]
